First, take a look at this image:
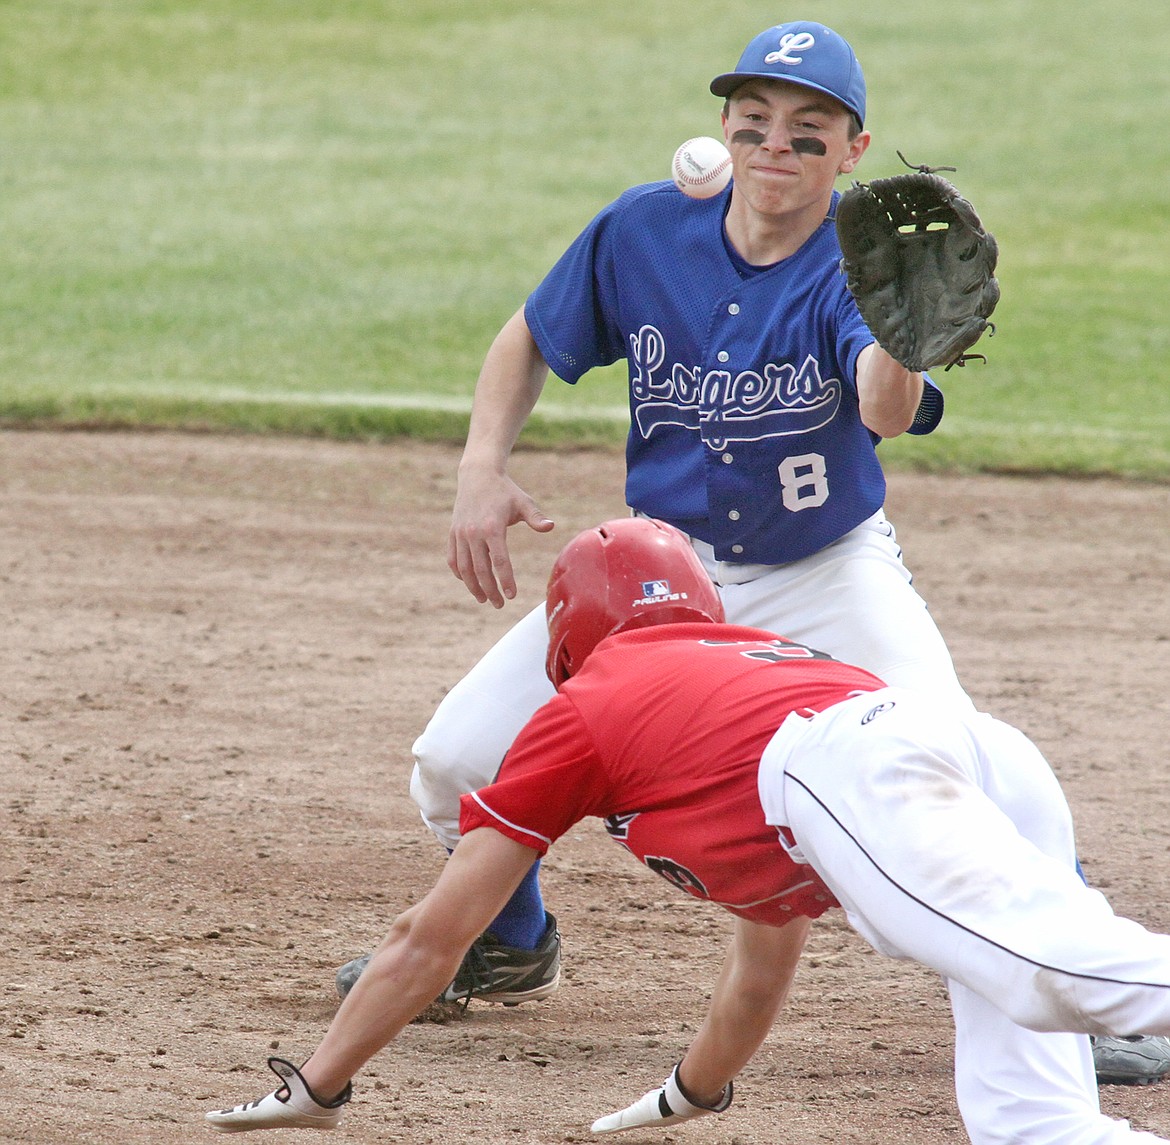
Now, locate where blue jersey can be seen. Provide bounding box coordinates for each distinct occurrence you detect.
[525,181,942,565]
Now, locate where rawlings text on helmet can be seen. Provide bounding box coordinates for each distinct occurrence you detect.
[632,581,696,607]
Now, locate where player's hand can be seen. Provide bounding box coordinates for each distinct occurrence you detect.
[590,1064,732,1134]
[447,466,553,608]
[205,1057,351,1133]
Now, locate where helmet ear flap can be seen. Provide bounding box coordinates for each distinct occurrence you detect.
[548,638,575,691]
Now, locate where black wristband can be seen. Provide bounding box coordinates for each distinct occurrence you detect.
[672,1063,733,1112]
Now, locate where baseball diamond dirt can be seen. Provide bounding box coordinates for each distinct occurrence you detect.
[2,429,1169,1144]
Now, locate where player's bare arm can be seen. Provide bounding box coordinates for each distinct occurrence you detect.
[290,829,537,1102]
[678,915,811,1102]
[855,341,924,438]
[592,915,810,1133]
[449,307,555,607]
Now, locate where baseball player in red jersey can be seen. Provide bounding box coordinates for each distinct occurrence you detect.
[208,520,1170,1143]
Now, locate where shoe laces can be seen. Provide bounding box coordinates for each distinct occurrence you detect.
[449,937,493,1010]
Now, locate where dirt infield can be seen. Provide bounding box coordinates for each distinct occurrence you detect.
[2,429,1169,1144]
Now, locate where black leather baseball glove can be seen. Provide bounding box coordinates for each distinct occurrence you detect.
[836,164,1000,371]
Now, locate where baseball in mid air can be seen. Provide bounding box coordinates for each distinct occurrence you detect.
[671,136,732,199]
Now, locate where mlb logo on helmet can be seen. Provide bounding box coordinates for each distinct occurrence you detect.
[709,20,867,127]
[633,579,689,607]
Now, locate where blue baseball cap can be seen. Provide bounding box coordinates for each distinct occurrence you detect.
[710,22,867,126]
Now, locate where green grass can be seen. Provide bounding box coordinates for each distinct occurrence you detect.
[2,0,1169,477]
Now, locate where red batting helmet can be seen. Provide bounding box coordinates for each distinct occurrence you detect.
[544,517,724,689]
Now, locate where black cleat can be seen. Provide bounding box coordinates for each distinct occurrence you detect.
[336,912,561,1009]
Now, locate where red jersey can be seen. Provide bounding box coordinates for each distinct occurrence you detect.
[459,623,884,927]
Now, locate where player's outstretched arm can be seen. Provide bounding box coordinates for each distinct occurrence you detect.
[591,915,810,1134]
[448,307,555,608]
[206,829,537,1133]
[854,342,924,439]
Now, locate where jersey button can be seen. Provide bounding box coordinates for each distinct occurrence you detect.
[717,350,729,363]
[727,509,740,520]
[731,544,744,555]
[728,303,740,315]
[722,452,733,464]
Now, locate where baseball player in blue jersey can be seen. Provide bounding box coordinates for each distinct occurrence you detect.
[345,20,1169,1088]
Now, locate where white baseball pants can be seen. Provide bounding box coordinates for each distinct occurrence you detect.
[411,508,970,849]
[759,688,1170,1144]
